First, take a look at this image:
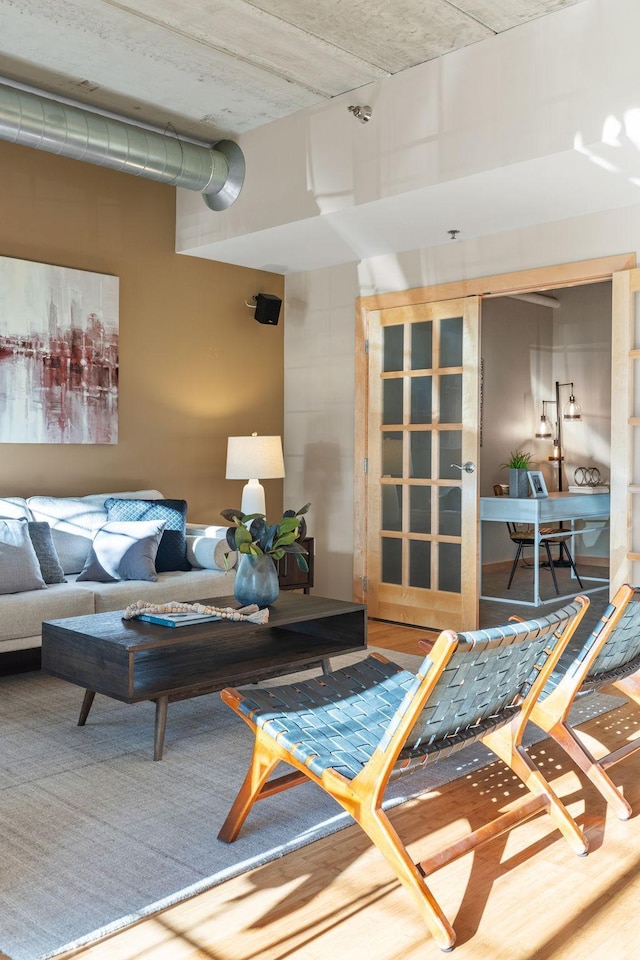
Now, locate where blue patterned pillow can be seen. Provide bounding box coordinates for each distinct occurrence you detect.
[104,498,191,572]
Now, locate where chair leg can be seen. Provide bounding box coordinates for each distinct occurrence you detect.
[559,541,583,588]
[507,543,524,590]
[541,719,632,821]
[544,541,560,594]
[482,726,589,855]
[218,731,285,842]
[355,804,457,951]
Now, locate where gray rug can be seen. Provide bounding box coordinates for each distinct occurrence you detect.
[0,652,623,960]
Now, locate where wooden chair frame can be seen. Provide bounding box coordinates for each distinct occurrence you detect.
[218,597,589,951]
[530,583,640,820]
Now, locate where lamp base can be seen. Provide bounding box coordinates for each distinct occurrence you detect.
[240,479,266,517]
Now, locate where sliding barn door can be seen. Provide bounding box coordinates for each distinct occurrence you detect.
[365,297,480,631]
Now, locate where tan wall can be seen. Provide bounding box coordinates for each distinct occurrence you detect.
[0,141,284,522]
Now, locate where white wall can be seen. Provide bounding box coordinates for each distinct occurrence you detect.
[283,264,360,599]
[177,0,640,273]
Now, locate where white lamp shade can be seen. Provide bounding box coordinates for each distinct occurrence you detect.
[226,434,285,517]
[225,435,285,480]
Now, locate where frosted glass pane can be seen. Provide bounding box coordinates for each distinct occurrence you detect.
[440,373,462,423]
[438,486,461,536]
[439,542,461,593]
[383,379,403,425]
[381,537,402,584]
[440,316,463,367]
[383,325,403,372]
[410,432,432,478]
[409,486,431,534]
[439,431,462,479]
[382,432,403,477]
[411,376,432,423]
[409,540,430,588]
[382,485,403,531]
[411,321,432,370]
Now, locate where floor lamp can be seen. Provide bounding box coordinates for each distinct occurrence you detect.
[535,382,582,565]
[534,381,582,492]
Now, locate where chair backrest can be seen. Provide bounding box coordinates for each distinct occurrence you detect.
[581,587,640,688]
[492,484,527,537]
[400,597,587,759]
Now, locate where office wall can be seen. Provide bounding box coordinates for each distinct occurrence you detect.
[480,284,612,566]
[0,140,284,521]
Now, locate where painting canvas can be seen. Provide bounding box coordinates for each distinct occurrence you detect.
[0,257,119,443]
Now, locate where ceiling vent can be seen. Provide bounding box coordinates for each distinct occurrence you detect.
[0,81,244,210]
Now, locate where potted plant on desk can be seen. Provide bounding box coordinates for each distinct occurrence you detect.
[500,450,533,499]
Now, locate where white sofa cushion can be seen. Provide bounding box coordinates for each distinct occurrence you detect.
[0,581,96,643]
[27,490,164,575]
[78,567,236,613]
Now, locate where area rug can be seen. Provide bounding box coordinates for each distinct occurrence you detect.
[0,653,623,960]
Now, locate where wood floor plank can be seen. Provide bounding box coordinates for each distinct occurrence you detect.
[61,619,640,960]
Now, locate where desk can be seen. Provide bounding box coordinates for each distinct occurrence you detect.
[480,492,610,607]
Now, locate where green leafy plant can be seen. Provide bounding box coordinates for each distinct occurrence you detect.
[500,450,533,470]
[221,503,311,571]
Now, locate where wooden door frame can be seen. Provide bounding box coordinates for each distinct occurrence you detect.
[354,252,636,609]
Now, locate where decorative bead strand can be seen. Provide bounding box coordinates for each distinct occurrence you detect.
[122,600,269,625]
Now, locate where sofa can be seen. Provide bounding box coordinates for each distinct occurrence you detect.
[0,490,236,654]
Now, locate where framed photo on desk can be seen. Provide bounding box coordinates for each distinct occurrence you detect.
[527,470,548,498]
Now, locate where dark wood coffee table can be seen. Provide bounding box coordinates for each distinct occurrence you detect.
[41,592,367,759]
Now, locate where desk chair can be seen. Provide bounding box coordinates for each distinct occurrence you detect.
[218,597,589,951]
[531,583,640,820]
[493,484,583,594]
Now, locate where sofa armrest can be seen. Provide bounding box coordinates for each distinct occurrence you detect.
[185,523,230,538]
[186,533,237,571]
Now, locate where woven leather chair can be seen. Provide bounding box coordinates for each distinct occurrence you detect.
[492,483,583,594]
[218,596,589,951]
[530,583,640,820]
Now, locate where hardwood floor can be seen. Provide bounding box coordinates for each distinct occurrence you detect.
[60,618,640,960]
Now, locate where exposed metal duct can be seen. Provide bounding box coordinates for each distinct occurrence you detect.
[0,81,244,210]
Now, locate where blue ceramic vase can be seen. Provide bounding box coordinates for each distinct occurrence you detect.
[234,553,279,608]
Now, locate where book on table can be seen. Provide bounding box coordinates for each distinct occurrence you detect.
[136,612,222,628]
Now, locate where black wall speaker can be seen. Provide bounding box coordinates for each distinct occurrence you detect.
[254,293,282,325]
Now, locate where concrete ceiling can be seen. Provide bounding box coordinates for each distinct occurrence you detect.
[0,0,585,143]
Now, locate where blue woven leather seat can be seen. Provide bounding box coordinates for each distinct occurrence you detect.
[218,596,590,951]
[530,583,640,819]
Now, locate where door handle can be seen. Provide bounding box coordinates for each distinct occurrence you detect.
[451,461,476,474]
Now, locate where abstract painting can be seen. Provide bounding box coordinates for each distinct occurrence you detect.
[0,257,119,443]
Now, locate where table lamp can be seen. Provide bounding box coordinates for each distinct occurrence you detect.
[225,433,285,516]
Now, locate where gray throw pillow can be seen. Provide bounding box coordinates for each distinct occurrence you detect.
[27,522,66,584]
[77,520,166,583]
[0,518,47,594]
